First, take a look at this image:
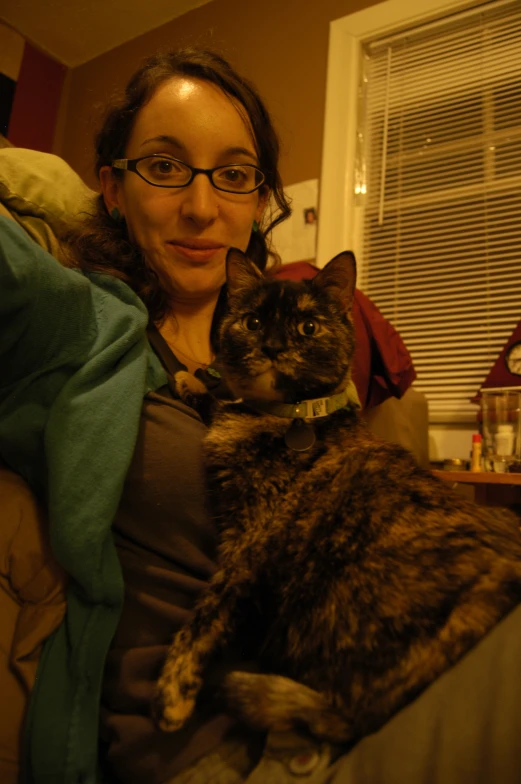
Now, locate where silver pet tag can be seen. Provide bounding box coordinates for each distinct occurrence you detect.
[284,419,316,451]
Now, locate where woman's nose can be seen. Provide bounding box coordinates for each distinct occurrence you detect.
[179,173,219,227]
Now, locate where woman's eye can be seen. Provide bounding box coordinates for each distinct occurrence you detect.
[219,167,248,185]
[144,157,186,180]
[243,314,261,331]
[298,320,318,336]
[155,159,174,174]
[147,158,174,173]
[226,168,244,180]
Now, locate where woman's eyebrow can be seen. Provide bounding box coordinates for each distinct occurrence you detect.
[140,135,184,151]
[139,136,257,161]
[223,146,257,161]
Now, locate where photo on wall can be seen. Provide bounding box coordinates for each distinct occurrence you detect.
[270,179,319,264]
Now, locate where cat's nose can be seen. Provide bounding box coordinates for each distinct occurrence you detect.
[263,345,283,360]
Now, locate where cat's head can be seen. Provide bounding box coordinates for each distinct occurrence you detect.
[218,249,356,404]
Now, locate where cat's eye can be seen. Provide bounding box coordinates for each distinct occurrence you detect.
[243,314,261,331]
[298,320,319,336]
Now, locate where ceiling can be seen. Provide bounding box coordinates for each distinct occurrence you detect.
[0,0,213,67]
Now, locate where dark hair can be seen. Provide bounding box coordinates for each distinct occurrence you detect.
[68,47,292,324]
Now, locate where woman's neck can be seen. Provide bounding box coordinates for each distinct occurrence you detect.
[158,292,220,372]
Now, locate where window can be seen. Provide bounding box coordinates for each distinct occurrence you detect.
[318,0,521,423]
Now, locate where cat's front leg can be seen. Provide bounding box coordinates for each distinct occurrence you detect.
[174,370,216,425]
[153,562,253,732]
[222,671,353,743]
[154,626,203,732]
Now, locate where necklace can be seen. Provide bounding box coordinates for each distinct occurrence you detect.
[171,342,215,369]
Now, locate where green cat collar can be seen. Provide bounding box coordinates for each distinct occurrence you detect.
[247,379,361,419]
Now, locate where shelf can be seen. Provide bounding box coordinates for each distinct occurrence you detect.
[432,470,521,485]
[432,469,521,511]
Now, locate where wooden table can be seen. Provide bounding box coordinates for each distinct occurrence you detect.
[433,470,521,508]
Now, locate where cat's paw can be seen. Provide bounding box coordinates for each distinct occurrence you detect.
[153,651,203,732]
[174,370,208,409]
[153,684,199,732]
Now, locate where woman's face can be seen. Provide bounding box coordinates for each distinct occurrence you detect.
[100,76,268,304]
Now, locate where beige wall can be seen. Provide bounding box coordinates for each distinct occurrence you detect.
[0,23,25,81]
[56,0,379,190]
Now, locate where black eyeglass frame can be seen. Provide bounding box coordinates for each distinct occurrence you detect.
[111,155,266,194]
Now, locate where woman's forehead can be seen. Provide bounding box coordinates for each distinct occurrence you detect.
[128,76,258,159]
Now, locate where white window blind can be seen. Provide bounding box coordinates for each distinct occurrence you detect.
[357,0,521,423]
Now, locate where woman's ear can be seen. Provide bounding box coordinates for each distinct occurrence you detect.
[99,166,124,217]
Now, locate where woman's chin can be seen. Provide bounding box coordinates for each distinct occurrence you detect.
[170,274,226,303]
[149,250,226,301]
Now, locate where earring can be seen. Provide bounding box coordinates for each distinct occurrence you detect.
[111,207,122,222]
[252,220,259,233]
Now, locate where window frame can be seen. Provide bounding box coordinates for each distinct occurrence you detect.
[317,0,521,431]
[316,0,485,270]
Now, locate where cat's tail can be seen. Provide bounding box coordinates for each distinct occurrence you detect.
[222,671,352,744]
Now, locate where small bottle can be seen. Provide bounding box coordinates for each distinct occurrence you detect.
[470,433,482,472]
[495,423,514,456]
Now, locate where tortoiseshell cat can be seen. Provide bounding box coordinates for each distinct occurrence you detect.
[154,248,521,745]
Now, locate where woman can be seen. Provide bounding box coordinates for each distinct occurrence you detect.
[89,49,288,783]
[0,47,289,784]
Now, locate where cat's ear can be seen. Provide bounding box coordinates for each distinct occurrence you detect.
[311,251,357,312]
[226,247,263,299]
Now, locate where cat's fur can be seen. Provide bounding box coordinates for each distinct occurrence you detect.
[154,248,521,745]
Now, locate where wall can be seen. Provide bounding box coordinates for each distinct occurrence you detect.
[0,23,24,81]
[56,0,379,189]
[430,424,477,463]
[8,42,67,151]
[0,23,24,139]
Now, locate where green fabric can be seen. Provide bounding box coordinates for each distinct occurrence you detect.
[0,215,167,783]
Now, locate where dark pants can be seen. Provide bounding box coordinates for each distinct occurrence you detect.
[166,602,521,784]
[325,600,521,784]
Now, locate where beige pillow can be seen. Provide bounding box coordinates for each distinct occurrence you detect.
[0,147,97,258]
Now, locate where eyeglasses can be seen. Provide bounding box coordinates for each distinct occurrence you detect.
[111,155,266,194]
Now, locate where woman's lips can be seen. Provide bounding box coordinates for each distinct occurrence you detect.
[167,241,224,262]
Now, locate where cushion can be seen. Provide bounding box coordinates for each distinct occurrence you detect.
[0,462,67,784]
[0,147,97,258]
